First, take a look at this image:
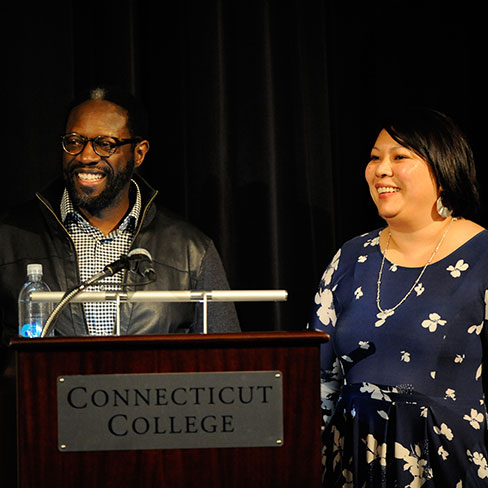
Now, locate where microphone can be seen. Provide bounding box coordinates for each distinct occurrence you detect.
[102,255,131,277]
[101,249,156,279]
[127,248,156,281]
[41,249,156,338]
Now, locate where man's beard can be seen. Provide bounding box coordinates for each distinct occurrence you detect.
[64,159,135,216]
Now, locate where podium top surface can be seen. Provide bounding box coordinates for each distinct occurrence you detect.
[9,330,329,352]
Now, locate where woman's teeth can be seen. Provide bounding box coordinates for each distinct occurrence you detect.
[378,187,399,194]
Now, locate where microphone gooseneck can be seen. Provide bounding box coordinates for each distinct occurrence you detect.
[40,249,156,338]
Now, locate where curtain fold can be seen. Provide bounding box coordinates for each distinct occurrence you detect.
[135,0,336,331]
[5,1,481,332]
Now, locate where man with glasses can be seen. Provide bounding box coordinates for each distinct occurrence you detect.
[0,86,240,346]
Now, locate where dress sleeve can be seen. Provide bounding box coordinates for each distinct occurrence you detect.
[308,249,344,425]
[482,290,488,399]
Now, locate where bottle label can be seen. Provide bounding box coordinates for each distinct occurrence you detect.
[20,322,43,338]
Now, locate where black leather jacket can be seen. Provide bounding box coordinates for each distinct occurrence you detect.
[0,175,240,349]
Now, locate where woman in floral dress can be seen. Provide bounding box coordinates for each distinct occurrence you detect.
[310,108,488,486]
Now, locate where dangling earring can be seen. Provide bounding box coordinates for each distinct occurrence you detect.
[436,196,452,218]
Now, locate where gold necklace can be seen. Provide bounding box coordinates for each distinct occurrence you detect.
[376,218,455,315]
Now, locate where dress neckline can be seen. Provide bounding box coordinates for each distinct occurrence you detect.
[374,228,488,270]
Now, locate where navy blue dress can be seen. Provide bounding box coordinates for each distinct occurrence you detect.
[310,228,488,487]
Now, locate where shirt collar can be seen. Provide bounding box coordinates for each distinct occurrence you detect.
[60,179,142,233]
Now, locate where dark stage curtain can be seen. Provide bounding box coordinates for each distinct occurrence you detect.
[3,1,485,332]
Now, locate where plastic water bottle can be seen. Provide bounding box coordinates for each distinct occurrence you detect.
[18,264,53,338]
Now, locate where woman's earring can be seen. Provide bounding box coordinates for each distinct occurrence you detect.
[436,196,452,218]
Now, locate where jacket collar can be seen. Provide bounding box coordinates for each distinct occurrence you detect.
[36,173,159,226]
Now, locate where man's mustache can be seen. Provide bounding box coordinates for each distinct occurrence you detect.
[66,159,113,176]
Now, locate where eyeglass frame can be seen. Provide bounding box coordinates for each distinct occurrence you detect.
[61,132,143,157]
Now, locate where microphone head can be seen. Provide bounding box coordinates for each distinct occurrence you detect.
[103,254,131,277]
[127,248,156,280]
[128,248,152,260]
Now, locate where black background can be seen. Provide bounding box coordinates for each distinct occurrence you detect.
[3,1,485,331]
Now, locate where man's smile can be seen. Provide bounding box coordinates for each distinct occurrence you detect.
[75,170,107,185]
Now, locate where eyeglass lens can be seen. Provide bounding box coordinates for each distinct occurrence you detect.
[62,134,117,157]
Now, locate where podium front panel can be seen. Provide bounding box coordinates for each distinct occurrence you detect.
[11,331,327,488]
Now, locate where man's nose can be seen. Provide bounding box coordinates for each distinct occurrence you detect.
[78,141,102,163]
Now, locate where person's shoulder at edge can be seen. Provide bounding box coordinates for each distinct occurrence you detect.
[336,227,384,259]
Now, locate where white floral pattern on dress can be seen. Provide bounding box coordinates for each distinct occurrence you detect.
[394,442,433,487]
[446,259,469,278]
[312,229,488,486]
[360,382,397,401]
[463,409,484,429]
[364,433,387,466]
[444,388,456,401]
[314,250,340,327]
[438,445,449,460]
[363,236,380,247]
[467,450,488,479]
[401,351,411,362]
[433,423,454,440]
[421,313,446,332]
[476,364,483,381]
[315,287,336,326]
[414,283,424,296]
[468,322,483,335]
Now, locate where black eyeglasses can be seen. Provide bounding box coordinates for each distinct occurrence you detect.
[61,133,142,157]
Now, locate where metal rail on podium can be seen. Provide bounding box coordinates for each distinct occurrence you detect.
[3,289,329,487]
[33,289,289,335]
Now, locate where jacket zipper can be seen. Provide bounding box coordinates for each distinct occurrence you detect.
[35,192,81,275]
[35,186,159,331]
[123,189,158,283]
[35,192,90,334]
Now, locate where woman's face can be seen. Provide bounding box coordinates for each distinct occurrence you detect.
[365,129,440,224]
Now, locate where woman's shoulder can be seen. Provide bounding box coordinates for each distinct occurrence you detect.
[341,228,384,253]
[327,228,383,273]
[452,218,485,237]
[433,219,488,265]
[444,219,487,254]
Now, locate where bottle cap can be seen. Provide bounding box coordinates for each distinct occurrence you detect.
[27,263,43,276]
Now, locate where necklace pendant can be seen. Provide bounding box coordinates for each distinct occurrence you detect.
[375,308,395,328]
[378,309,395,319]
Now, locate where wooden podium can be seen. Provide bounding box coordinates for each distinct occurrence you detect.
[6,331,328,487]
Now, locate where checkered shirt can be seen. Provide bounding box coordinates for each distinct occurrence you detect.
[60,180,142,335]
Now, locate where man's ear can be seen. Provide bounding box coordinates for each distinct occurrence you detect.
[134,140,150,168]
